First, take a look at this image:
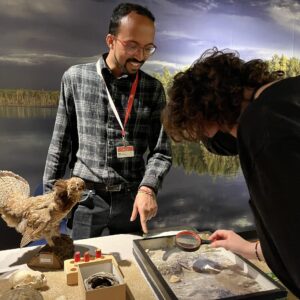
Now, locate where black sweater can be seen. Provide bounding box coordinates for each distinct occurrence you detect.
[238,76,300,296]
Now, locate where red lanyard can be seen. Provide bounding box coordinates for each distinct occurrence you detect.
[122,72,139,138]
[96,60,139,140]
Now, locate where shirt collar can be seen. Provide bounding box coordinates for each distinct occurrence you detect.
[99,53,137,81]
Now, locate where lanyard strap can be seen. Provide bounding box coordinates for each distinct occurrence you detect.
[96,60,138,139]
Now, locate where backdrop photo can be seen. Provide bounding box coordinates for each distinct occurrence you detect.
[1,0,300,249]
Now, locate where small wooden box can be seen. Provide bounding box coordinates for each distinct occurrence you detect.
[64,254,116,285]
[78,258,126,300]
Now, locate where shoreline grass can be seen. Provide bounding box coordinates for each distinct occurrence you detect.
[0,89,59,107]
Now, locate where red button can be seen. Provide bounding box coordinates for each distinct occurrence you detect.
[84,251,90,262]
[95,249,102,258]
[74,251,81,263]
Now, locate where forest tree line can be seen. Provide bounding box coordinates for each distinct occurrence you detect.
[1,54,298,176]
[154,54,300,91]
[0,54,299,106]
[0,89,59,107]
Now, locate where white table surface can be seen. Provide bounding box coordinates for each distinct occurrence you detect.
[0,234,141,274]
[0,229,183,300]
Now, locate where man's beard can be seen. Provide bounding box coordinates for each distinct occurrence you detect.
[114,54,145,75]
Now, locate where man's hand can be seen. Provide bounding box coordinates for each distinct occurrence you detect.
[130,186,157,234]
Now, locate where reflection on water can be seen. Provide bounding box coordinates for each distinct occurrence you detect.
[0,106,254,249]
[172,142,240,177]
[150,167,252,232]
[0,106,57,118]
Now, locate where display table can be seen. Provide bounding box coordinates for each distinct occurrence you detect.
[0,233,297,300]
[0,234,156,300]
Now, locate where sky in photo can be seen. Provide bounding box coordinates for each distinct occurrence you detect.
[1,0,300,90]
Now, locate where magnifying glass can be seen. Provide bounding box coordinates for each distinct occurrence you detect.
[175,230,211,252]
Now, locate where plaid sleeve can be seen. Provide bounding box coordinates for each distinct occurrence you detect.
[139,81,172,193]
[43,71,74,192]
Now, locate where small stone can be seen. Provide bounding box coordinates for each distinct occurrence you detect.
[169,275,181,283]
[192,258,222,274]
[55,296,67,300]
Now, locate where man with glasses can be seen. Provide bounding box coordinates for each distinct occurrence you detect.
[43,3,172,240]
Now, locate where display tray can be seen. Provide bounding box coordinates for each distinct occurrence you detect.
[133,232,287,300]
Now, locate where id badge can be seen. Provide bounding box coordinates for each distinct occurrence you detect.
[116,145,135,158]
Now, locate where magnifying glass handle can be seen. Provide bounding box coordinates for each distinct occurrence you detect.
[201,239,211,245]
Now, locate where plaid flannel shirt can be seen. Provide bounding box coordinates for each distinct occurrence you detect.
[43,54,172,193]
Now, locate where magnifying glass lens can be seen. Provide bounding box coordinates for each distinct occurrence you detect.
[175,230,201,252]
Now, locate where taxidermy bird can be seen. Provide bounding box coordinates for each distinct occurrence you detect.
[0,170,85,247]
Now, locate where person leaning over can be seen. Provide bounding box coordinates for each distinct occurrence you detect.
[43,3,172,239]
[162,48,300,297]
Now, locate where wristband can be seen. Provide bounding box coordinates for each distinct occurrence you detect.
[138,188,155,198]
[255,241,261,261]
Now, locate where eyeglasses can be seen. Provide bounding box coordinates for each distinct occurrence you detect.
[115,37,157,57]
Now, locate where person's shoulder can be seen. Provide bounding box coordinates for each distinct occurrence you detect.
[285,74,300,82]
[281,75,300,89]
[64,62,96,76]
[61,63,96,84]
[256,75,300,104]
[61,62,98,85]
[139,70,164,88]
[264,75,300,91]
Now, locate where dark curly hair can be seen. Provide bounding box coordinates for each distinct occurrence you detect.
[162,48,283,142]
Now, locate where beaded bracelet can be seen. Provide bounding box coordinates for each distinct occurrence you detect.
[255,241,262,261]
[138,188,155,198]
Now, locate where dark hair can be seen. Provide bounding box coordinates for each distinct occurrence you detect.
[109,3,155,35]
[162,48,283,142]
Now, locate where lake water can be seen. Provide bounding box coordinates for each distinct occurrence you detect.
[0,106,254,249]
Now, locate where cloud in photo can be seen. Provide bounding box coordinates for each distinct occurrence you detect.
[0,0,300,89]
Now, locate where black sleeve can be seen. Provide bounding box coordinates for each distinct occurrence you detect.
[201,131,238,156]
